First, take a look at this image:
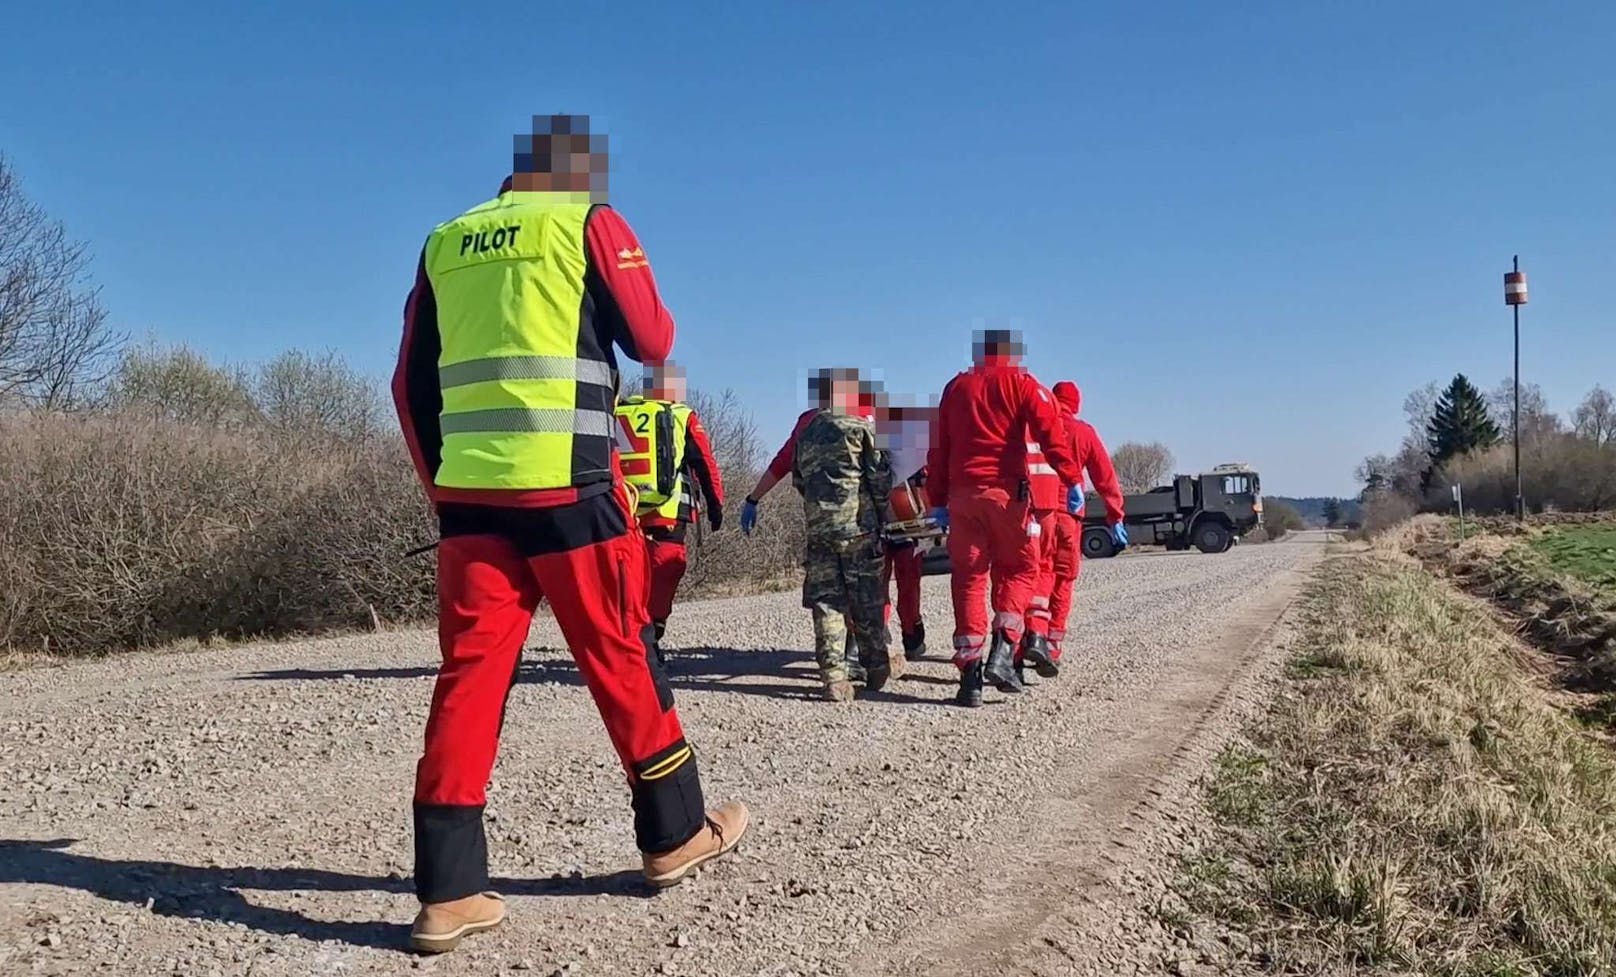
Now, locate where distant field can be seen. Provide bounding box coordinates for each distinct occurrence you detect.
[1529,521,1616,592]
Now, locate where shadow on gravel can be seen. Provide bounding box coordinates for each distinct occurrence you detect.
[239,646,821,687]
[0,839,652,952]
[237,648,961,705]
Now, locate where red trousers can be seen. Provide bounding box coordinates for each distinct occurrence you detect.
[946,485,1038,669]
[1018,509,1062,640]
[1046,512,1082,658]
[881,542,923,634]
[643,523,689,625]
[414,486,704,903]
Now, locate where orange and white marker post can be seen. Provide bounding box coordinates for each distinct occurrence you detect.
[1505,257,1528,520]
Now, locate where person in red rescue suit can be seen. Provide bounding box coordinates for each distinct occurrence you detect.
[392,115,746,954]
[925,329,1083,707]
[873,398,931,659]
[617,363,725,664]
[1041,380,1126,670]
[738,371,883,680]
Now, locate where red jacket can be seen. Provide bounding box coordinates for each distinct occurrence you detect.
[1066,416,1125,524]
[1023,381,1065,510]
[393,202,674,509]
[926,360,1082,509]
[1051,381,1125,524]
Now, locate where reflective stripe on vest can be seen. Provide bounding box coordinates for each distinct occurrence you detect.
[1026,441,1058,478]
[423,191,617,491]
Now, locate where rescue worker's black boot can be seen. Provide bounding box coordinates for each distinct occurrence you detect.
[1020,631,1058,679]
[955,662,984,708]
[983,631,1024,694]
[902,623,927,661]
[1015,661,1028,687]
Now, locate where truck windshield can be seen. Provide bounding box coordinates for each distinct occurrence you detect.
[1222,474,1256,495]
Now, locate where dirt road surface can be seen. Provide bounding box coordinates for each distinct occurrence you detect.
[1,535,1323,976]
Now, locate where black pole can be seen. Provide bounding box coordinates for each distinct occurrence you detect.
[1513,255,1523,521]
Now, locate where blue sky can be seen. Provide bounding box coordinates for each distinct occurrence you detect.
[4,1,1613,495]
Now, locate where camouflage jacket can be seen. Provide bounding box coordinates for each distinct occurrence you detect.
[791,409,893,546]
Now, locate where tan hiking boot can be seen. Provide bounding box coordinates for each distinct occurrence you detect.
[823,679,856,702]
[642,800,750,888]
[409,891,505,953]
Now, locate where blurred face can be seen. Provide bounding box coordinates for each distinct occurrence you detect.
[972,328,1026,366]
[830,379,859,412]
[646,366,686,401]
[509,114,609,202]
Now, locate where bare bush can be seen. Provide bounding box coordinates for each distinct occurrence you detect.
[686,387,760,479]
[0,157,122,409]
[1112,441,1174,493]
[679,390,802,596]
[255,348,387,443]
[1361,489,1419,536]
[1261,499,1306,540]
[0,411,433,654]
[106,342,260,427]
[1431,437,1616,515]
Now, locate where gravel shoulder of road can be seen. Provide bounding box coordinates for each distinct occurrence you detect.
[2,536,1324,977]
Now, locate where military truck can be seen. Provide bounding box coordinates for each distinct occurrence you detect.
[918,463,1262,575]
[1079,463,1262,558]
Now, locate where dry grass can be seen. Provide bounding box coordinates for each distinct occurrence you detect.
[0,411,439,653]
[1175,547,1616,975]
[0,407,806,656]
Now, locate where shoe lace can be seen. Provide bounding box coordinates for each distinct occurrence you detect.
[705,816,725,846]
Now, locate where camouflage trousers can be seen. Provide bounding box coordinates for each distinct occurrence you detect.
[802,539,890,684]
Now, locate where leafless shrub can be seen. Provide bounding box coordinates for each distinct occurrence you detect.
[1111,441,1174,493]
[0,411,433,654]
[0,156,123,409]
[1431,437,1616,515]
[105,341,260,427]
[1360,489,1418,536]
[679,389,801,596]
[254,348,387,443]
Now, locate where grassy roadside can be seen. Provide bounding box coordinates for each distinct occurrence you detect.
[1528,522,1616,594]
[1167,544,1616,975]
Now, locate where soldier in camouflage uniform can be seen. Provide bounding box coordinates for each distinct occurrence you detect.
[791,371,904,702]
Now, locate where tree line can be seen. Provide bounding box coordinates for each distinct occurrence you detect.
[1358,372,1616,527]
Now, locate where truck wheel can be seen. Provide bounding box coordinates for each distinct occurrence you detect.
[1082,526,1116,559]
[1193,521,1230,554]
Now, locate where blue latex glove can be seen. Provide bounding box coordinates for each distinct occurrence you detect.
[1110,522,1129,548]
[740,499,760,536]
[1066,486,1085,516]
[928,506,950,533]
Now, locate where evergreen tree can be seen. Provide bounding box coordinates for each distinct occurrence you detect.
[1322,498,1342,527]
[1426,373,1500,468]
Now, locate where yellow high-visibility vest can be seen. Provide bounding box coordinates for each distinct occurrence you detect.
[423,190,618,490]
[615,396,694,520]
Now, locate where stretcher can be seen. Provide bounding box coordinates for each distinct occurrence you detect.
[883,475,944,544]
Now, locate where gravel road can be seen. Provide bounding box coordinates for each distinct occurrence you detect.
[0,535,1322,977]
